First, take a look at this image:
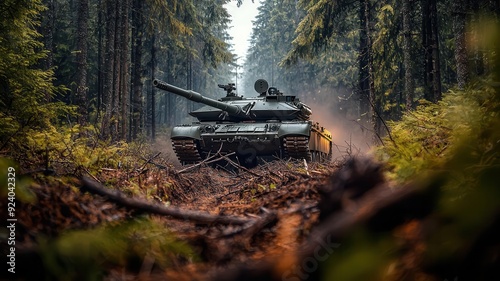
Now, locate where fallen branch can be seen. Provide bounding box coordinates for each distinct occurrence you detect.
[138,152,162,172]
[220,154,263,177]
[177,152,236,174]
[80,176,254,225]
[216,184,250,201]
[240,207,277,238]
[221,208,277,238]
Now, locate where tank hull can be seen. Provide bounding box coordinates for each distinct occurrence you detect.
[171,121,332,165]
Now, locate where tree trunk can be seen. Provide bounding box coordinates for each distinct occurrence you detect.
[75,0,89,125]
[40,0,55,102]
[430,0,442,100]
[111,0,122,140]
[403,0,415,110]
[120,0,130,140]
[97,0,104,120]
[422,0,432,101]
[358,0,371,132]
[103,0,116,138]
[166,49,173,127]
[366,1,380,140]
[359,0,379,142]
[151,34,156,141]
[422,0,442,102]
[471,0,485,77]
[130,0,144,140]
[454,0,469,89]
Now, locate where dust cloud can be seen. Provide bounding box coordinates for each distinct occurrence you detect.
[150,132,182,168]
[303,88,372,161]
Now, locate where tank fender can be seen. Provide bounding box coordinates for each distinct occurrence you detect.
[171,125,202,139]
[277,122,311,137]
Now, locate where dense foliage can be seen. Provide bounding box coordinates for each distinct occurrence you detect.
[0,1,67,148]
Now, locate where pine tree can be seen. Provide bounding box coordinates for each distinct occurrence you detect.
[0,0,60,147]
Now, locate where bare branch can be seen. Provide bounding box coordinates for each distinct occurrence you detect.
[80,176,254,225]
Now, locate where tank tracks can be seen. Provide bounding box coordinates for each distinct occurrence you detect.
[283,136,332,163]
[282,136,312,161]
[173,137,331,165]
[172,139,203,164]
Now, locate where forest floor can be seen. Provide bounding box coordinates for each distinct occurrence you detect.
[11,145,494,281]
[13,153,344,280]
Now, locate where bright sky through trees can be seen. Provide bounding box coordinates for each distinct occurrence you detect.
[225,0,260,64]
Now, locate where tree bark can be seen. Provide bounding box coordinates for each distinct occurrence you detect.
[111,0,122,140]
[151,34,156,141]
[40,0,55,102]
[103,0,116,138]
[130,0,144,140]
[75,0,89,125]
[454,0,469,89]
[97,0,104,119]
[359,0,379,142]
[120,0,130,140]
[358,0,372,135]
[430,0,442,101]
[403,0,415,110]
[422,0,442,102]
[471,0,485,77]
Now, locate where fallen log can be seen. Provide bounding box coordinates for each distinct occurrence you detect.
[80,176,254,225]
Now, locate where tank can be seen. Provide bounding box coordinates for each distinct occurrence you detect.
[153,78,332,166]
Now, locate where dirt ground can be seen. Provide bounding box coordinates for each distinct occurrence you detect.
[11,156,341,280]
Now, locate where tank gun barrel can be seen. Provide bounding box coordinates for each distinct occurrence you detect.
[153,79,241,115]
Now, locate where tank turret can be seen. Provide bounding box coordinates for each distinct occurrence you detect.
[153,78,332,167]
[153,78,311,122]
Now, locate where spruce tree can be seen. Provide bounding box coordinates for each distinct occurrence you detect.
[0,0,60,147]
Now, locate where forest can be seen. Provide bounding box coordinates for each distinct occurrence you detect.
[1,0,500,280]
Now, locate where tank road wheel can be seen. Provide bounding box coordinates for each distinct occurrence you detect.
[172,138,203,165]
[283,136,312,162]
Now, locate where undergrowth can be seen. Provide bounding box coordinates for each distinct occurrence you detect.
[375,82,498,184]
[1,123,193,280]
[38,218,197,280]
[8,124,144,175]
